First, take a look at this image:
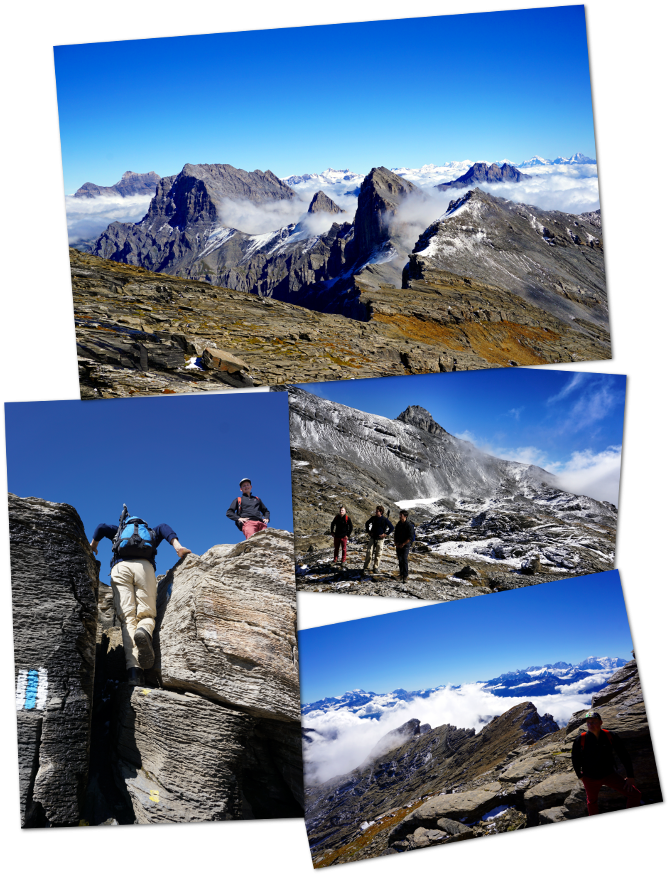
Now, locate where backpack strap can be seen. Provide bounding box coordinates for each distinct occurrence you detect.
[580,731,587,749]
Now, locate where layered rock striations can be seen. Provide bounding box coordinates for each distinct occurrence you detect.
[435,162,531,190]
[74,171,161,199]
[289,388,617,598]
[9,494,99,827]
[306,659,661,866]
[404,189,608,331]
[107,528,303,823]
[10,493,303,825]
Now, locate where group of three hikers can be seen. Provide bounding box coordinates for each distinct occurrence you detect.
[90,478,268,687]
[331,504,415,582]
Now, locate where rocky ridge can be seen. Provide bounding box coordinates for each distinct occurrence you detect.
[74,171,161,199]
[405,189,608,331]
[289,388,617,598]
[306,659,661,866]
[435,162,531,190]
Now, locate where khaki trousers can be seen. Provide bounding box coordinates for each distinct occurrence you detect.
[111,559,157,670]
[364,536,385,571]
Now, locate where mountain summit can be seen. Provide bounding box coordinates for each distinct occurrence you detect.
[395,405,448,438]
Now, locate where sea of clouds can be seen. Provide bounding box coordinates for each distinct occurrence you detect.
[302,680,596,786]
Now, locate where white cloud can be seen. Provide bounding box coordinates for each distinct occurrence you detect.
[549,446,622,506]
[303,682,592,786]
[547,373,588,404]
[64,193,153,243]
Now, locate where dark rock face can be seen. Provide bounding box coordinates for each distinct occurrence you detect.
[435,161,531,190]
[9,494,99,827]
[308,191,344,214]
[352,166,419,259]
[74,170,161,199]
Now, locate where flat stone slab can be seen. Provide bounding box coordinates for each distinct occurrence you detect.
[202,346,250,373]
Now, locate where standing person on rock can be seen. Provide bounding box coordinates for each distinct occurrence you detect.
[331,505,353,568]
[571,710,641,815]
[393,510,416,584]
[362,505,394,575]
[227,478,270,539]
[90,506,192,686]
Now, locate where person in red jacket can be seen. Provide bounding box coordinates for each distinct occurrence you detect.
[571,710,641,815]
[331,506,353,566]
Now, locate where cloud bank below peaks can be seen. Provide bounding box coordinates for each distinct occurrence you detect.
[303,682,595,786]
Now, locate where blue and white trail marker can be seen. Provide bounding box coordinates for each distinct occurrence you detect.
[15,669,48,710]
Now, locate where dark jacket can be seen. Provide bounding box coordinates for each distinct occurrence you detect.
[331,514,353,537]
[226,495,270,529]
[394,519,416,546]
[365,515,394,539]
[92,522,178,571]
[571,729,634,779]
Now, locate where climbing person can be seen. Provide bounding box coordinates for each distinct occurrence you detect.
[393,509,416,584]
[571,710,641,815]
[226,478,270,539]
[90,505,191,686]
[331,505,353,567]
[362,505,394,575]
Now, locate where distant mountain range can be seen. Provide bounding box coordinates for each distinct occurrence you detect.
[302,656,627,717]
[74,170,160,199]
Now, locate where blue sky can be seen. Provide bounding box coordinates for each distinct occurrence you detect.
[297,368,626,480]
[54,7,595,193]
[5,393,293,576]
[298,570,633,703]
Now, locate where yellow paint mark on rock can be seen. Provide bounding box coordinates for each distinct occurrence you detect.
[149,790,160,803]
[141,688,151,695]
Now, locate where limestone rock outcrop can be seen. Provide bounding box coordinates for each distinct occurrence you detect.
[111,527,303,823]
[153,529,299,722]
[9,494,99,827]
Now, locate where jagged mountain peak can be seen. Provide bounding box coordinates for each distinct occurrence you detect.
[308,190,344,215]
[395,405,448,438]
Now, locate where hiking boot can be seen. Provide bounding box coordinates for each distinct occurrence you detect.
[134,627,155,669]
[402,577,408,584]
[127,668,145,686]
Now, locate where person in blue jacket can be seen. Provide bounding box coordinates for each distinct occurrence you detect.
[90,515,191,686]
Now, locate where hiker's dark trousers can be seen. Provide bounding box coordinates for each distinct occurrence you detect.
[396,544,410,578]
[581,773,641,815]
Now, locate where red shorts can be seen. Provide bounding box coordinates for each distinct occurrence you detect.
[581,772,641,815]
[242,520,268,540]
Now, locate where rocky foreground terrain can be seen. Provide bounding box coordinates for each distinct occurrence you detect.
[72,247,610,398]
[290,390,617,599]
[10,493,302,826]
[304,658,661,866]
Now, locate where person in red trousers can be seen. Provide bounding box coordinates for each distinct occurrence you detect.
[571,710,641,815]
[331,505,353,567]
[226,478,270,539]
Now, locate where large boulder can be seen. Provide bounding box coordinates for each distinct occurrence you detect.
[153,528,299,721]
[9,494,99,827]
[109,528,303,823]
[389,783,503,840]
